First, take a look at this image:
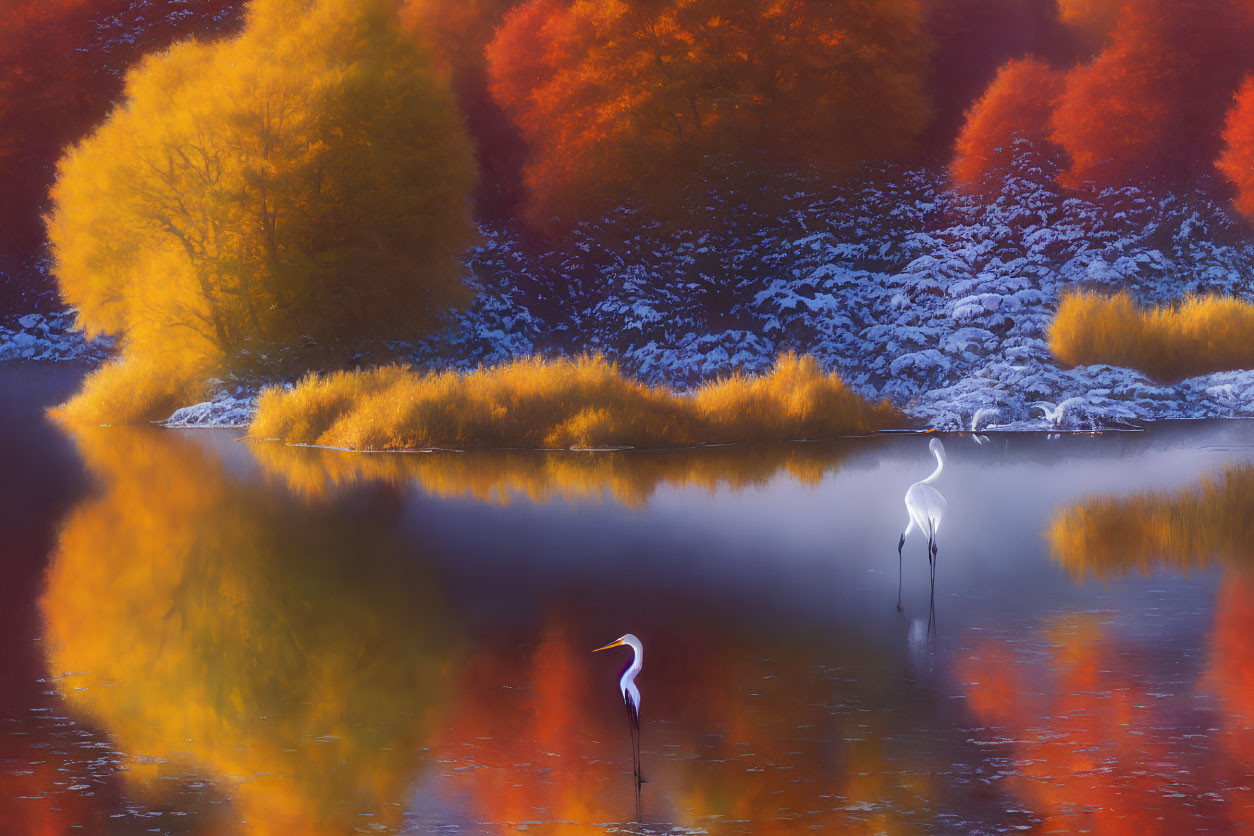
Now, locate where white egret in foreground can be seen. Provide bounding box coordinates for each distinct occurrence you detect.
[897,437,948,609]
[593,633,643,783]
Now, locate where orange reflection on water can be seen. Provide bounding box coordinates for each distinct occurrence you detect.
[433,621,938,833]
[1038,463,1254,829]
[960,615,1230,833]
[250,439,854,508]
[1204,577,1254,826]
[432,622,631,831]
[0,748,109,835]
[40,428,460,834]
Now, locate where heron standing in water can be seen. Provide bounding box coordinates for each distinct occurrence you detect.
[593,633,643,783]
[897,437,948,609]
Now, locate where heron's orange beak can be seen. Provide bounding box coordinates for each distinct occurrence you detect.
[592,638,625,653]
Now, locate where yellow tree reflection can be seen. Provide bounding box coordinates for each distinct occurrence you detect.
[1048,463,1254,581]
[250,440,856,508]
[41,427,460,834]
[1008,465,1254,829]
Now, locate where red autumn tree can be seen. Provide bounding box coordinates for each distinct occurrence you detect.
[924,0,1078,153]
[951,57,1067,194]
[399,0,526,217]
[1050,0,1254,189]
[1218,77,1254,218]
[0,0,243,308]
[487,0,935,226]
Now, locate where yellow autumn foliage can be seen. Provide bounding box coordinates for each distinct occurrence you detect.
[51,352,210,426]
[1049,290,1254,381]
[49,0,477,424]
[42,426,460,833]
[249,353,906,451]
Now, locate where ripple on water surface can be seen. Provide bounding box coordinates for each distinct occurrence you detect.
[2,367,1253,833]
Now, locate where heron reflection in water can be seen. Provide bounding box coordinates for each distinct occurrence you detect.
[897,438,947,618]
[593,633,644,784]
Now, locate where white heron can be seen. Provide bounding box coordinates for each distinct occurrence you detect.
[897,437,948,608]
[593,633,643,783]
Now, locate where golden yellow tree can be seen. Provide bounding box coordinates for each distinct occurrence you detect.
[49,0,477,423]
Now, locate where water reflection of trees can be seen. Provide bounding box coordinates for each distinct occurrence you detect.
[1034,463,1254,827]
[1047,463,1254,580]
[41,428,461,834]
[959,611,1254,831]
[0,733,123,834]
[249,439,864,508]
[1205,577,1254,826]
[429,617,1012,832]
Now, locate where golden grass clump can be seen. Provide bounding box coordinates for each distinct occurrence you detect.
[1047,464,1254,581]
[51,356,208,426]
[250,353,904,451]
[1049,290,1254,381]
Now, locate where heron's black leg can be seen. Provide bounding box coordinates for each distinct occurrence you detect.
[636,706,646,784]
[625,699,643,784]
[896,547,903,613]
[927,589,936,639]
[625,699,636,779]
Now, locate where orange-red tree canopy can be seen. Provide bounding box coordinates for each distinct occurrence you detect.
[952,57,1066,194]
[1218,76,1254,218]
[487,0,935,225]
[1050,0,1254,188]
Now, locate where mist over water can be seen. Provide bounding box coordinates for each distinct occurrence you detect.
[4,366,1254,833]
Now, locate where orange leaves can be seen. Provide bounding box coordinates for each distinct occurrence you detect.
[1218,77,1254,218]
[487,0,933,225]
[1048,0,1254,187]
[951,57,1065,193]
[951,0,1254,203]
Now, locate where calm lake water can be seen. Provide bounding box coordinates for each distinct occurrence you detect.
[5,365,1254,833]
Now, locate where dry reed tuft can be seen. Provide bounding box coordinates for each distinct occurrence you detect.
[250,353,904,451]
[1049,290,1254,381]
[51,356,208,426]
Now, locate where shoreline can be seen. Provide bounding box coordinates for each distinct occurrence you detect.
[7,345,1254,437]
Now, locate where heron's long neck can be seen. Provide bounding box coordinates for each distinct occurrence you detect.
[620,643,643,688]
[921,449,944,484]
